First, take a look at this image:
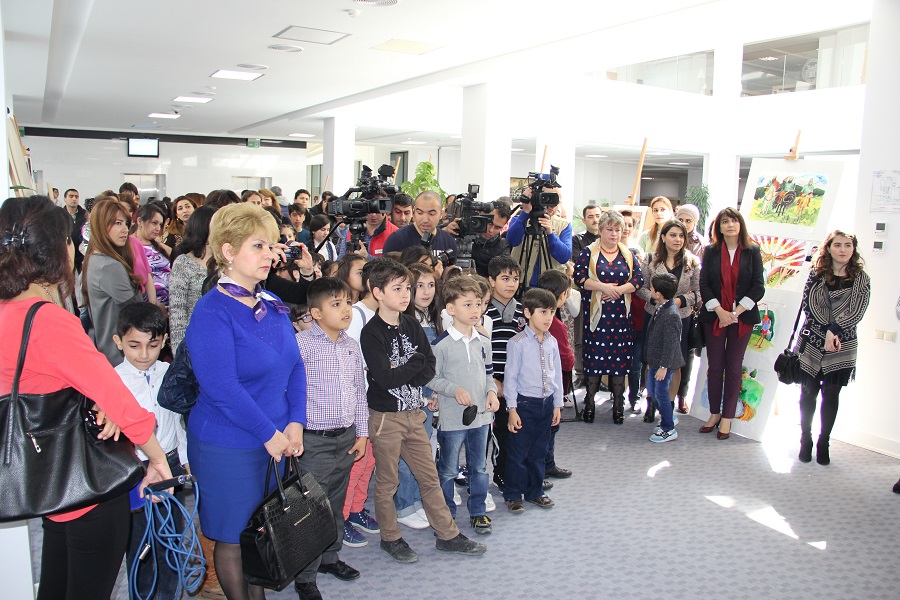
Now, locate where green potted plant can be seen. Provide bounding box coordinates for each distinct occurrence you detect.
[400,162,447,201]
[684,184,711,232]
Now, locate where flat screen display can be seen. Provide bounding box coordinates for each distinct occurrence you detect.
[128,138,159,157]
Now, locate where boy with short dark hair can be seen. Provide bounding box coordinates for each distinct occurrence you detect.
[360,260,486,563]
[486,255,525,491]
[113,303,187,600]
[429,278,499,535]
[292,277,369,598]
[503,288,563,513]
[645,273,685,443]
[536,269,575,480]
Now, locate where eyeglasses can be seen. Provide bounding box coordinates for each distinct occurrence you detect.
[296,313,313,323]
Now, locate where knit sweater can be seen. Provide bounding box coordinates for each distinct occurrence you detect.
[427,327,497,431]
[186,288,306,448]
[644,299,686,370]
[168,254,207,354]
[85,253,142,366]
[360,311,436,412]
[636,253,701,319]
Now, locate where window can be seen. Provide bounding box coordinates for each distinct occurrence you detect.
[607,50,714,96]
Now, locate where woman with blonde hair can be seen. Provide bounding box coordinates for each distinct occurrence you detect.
[185,202,307,600]
[637,196,673,255]
[82,198,145,365]
[796,230,870,465]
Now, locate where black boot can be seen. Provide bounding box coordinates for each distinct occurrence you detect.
[643,396,656,423]
[798,380,817,463]
[610,377,626,425]
[816,436,830,465]
[798,434,813,463]
[582,377,597,423]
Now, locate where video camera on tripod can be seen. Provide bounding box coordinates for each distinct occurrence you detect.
[515,165,561,232]
[325,164,396,253]
[442,184,495,236]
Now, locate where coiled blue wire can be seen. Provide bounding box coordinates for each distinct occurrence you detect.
[128,481,206,600]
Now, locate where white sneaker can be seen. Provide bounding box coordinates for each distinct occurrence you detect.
[397,512,430,530]
[415,508,429,522]
[485,492,496,513]
[453,488,462,506]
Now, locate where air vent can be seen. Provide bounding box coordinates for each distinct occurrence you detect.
[354,0,399,5]
[236,63,269,71]
[190,91,216,97]
[268,44,304,53]
[273,26,349,45]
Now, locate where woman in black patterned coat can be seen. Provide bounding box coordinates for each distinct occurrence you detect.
[796,230,870,465]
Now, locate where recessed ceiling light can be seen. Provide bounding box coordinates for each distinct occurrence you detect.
[354,0,399,6]
[210,69,264,81]
[236,64,269,71]
[585,154,608,158]
[642,177,654,180]
[273,26,349,45]
[190,91,216,97]
[269,44,304,53]
[511,148,524,152]
[668,161,690,165]
[173,96,213,104]
[401,140,427,145]
[759,56,779,61]
[289,133,316,138]
[148,112,180,119]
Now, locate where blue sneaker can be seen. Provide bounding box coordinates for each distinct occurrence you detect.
[348,508,380,534]
[650,428,678,443]
[342,521,368,547]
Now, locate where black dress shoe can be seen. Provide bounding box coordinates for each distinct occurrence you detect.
[542,479,553,491]
[294,581,323,600]
[526,495,555,508]
[545,466,572,479]
[317,559,360,581]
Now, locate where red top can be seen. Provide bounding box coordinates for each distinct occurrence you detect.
[549,316,575,372]
[632,295,647,332]
[0,297,156,522]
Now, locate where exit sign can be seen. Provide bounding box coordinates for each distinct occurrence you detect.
[248,139,260,149]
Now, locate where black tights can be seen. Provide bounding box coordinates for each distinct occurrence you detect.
[214,542,266,600]
[799,378,842,441]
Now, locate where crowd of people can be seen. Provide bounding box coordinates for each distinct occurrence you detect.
[0,184,873,600]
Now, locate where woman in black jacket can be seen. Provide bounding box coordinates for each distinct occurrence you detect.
[698,208,765,440]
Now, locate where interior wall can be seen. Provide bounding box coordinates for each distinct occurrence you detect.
[22,136,308,201]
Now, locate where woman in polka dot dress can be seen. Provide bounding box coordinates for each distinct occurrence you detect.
[574,210,644,424]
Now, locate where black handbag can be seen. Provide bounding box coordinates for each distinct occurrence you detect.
[0,302,144,522]
[240,457,336,590]
[687,305,705,351]
[774,304,805,385]
[158,342,198,415]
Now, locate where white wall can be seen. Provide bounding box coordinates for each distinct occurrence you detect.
[23,136,307,201]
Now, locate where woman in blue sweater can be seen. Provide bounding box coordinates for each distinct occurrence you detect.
[186,203,307,600]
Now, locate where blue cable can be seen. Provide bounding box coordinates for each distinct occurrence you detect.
[129,476,206,600]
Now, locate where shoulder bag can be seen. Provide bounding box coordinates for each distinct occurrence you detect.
[0,302,144,522]
[687,304,705,353]
[774,304,805,385]
[158,342,198,415]
[240,457,336,590]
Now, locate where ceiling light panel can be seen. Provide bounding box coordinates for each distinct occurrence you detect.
[584,154,608,158]
[354,0,399,6]
[289,133,316,138]
[273,26,350,45]
[269,44,304,53]
[148,112,180,119]
[401,140,427,145]
[173,96,213,104]
[210,70,264,81]
[372,39,442,55]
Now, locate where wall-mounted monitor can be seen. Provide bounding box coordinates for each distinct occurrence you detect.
[127,138,159,158]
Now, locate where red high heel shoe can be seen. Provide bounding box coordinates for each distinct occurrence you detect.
[699,416,721,434]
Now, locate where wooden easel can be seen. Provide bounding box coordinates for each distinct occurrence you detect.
[628,138,648,206]
[783,130,801,160]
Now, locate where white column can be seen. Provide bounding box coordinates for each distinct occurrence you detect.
[838,0,900,456]
[461,84,511,203]
[323,117,355,195]
[533,135,576,221]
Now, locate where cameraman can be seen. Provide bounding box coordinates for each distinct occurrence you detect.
[507,187,572,287]
[470,204,512,277]
[346,199,398,259]
[382,191,458,256]
[389,193,413,228]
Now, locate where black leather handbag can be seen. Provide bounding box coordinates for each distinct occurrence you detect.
[0,302,144,522]
[158,342,198,415]
[774,305,805,385]
[687,305,705,352]
[241,457,336,590]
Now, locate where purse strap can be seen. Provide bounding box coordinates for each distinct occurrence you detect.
[784,303,804,352]
[4,301,49,465]
[263,456,305,506]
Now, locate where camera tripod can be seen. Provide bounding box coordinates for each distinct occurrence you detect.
[516,221,553,298]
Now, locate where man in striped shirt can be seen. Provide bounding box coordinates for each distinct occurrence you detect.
[293,278,369,600]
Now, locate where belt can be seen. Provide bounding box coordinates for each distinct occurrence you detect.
[305,426,350,438]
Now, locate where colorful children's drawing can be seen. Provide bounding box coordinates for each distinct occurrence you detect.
[698,365,765,422]
[750,304,775,352]
[752,235,807,289]
[749,173,827,227]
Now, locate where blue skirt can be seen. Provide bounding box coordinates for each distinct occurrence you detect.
[187,430,283,543]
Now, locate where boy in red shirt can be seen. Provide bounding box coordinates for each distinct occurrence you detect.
[536,270,575,480]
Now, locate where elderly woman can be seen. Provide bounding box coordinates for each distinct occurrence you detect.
[574,210,643,424]
[636,220,701,419]
[675,203,707,259]
[185,203,307,600]
[637,196,673,255]
[796,230,870,465]
[698,208,765,440]
[0,196,171,599]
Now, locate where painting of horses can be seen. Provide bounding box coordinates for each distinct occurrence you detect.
[741,158,843,241]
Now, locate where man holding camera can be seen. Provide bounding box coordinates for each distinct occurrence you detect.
[352,209,397,259]
[382,191,458,256]
[507,187,572,287]
[469,204,512,277]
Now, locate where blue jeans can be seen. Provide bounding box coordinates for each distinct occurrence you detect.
[648,366,676,431]
[437,425,490,518]
[394,405,433,517]
[504,395,553,501]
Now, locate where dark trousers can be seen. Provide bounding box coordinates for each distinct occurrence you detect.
[545,423,560,471]
[37,493,131,600]
[629,331,645,403]
[295,426,356,584]
[703,322,751,418]
[126,451,186,599]
[493,396,510,481]
[504,395,553,502]
[799,377,842,441]
[678,350,695,398]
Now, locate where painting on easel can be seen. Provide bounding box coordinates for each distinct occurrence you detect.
[751,234,810,292]
[741,158,843,240]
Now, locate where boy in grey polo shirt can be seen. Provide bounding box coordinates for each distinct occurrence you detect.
[429,278,499,534]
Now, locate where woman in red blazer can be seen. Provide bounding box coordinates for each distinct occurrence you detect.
[698,208,765,439]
